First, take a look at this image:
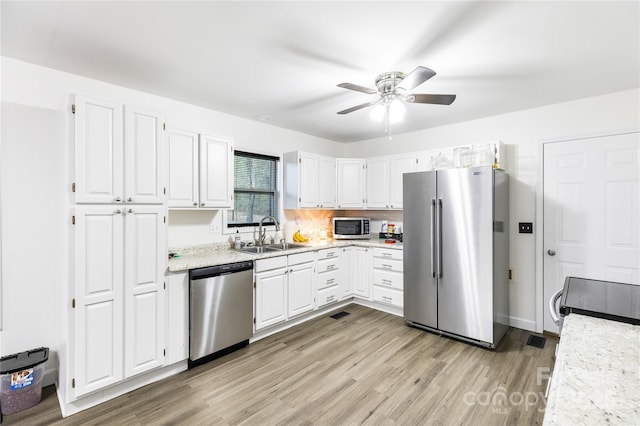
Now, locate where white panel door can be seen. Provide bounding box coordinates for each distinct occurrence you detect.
[389,154,417,209]
[353,247,372,299]
[124,106,165,204]
[317,155,336,208]
[124,206,166,378]
[288,262,315,318]
[165,272,189,364]
[74,95,123,204]
[299,152,319,208]
[199,134,233,208]
[366,157,390,209]
[255,268,287,330]
[73,206,124,397]
[337,159,366,209]
[543,132,640,332]
[167,129,199,208]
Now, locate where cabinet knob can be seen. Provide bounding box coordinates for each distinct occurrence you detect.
[547,249,556,256]
[114,209,122,215]
[200,203,205,207]
[127,197,133,202]
[193,202,198,206]
[114,197,122,203]
[127,209,133,214]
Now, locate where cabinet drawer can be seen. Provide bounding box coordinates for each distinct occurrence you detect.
[316,286,340,308]
[372,269,403,290]
[372,257,403,272]
[317,257,340,273]
[372,247,403,261]
[372,286,403,308]
[255,255,287,273]
[288,251,315,266]
[317,248,340,260]
[317,270,340,290]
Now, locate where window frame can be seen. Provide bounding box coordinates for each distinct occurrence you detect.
[224,149,281,234]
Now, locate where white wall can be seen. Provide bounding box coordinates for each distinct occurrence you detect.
[344,88,640,331]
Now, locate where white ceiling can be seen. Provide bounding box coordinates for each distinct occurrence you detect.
[2,1,639,142]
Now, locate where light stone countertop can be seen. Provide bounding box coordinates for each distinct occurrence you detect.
[543,314,640,425]
[167,238,403,272]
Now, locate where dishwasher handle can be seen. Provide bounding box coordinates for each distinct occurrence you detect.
[189,261,253,280]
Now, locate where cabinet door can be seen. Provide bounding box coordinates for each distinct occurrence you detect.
[389,154,417,209]
[167,129,199,208]
[317,155,336,208]
[199,134,233,208]
[337,159,366,208]
[74,95,123,204]
[124,206,166,378]
[340,247,354,298]
[366,157,390,208]
[255,268,287,330]
[166,272,189,364]
[73,206,124,397]
[353,247,372,299]
[124,106,165,204]
[299,152,319,208]
[288,262,315,318]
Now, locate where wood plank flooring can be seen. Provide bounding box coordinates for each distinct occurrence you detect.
[4,304,557,425]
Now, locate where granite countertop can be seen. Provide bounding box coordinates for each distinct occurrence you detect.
[543,314,639,425]
[167,238,403,272]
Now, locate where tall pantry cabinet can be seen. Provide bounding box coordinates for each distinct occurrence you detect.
[69,95,167,399]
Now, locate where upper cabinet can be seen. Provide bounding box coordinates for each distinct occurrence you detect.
[365,153,416,209]
[388,153,418,209]
[337,158,366,209]
[283,151,336,209]
[167,130,234,209]
[73,95,165,204]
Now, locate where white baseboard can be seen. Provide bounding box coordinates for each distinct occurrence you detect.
[507,315,537,332]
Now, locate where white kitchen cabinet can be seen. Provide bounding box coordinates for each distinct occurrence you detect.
[72,205,167,397]
[166,131,234,209]
[365,157,390,209]
[283,151,336,209]
[388,153,417,209]
[371,247,403,308]
[165,271,189,365]
[287,252,316,318]
[352,246,372,299]
[199,133,234,208]
[316,248,341,308]
[340,247,354,299]
[74,95,165,205]
[337,158,366,209]
[167,129,199,208]
[255,257,288,330]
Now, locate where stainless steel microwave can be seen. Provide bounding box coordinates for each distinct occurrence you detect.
[333,217,371,240]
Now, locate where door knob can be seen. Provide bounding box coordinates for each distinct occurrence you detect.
[547,249,556,256]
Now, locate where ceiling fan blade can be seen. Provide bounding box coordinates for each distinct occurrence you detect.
[398,66,436,91]
[337,102,376,115]
[337,83,377,95]
[408,94,456,105]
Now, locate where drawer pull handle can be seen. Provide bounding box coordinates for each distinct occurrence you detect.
[382,253,392,257]
[327,278,335,284]
[327,295,335,302]
[382,264,392,269]
[382,296,392,302]
[327,265,335,270]
[381,279,392,285]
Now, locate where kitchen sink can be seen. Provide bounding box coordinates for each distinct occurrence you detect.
[236,242,308,255]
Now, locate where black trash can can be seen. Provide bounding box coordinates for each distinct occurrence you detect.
[0,347,49,419]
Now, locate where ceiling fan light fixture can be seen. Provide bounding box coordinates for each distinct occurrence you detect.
[369,103,385,122]
[389,98,406,123]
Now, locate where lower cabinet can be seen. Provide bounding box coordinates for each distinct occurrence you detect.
[316,248,341,308]
[287,252,316,318]
[352,246,372,299]
[371,247,403,308]
[166,271,189,365]
[72,205,166,398]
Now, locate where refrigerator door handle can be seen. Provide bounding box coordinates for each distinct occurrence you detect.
[430,198,436,277]
[437,198,443,278]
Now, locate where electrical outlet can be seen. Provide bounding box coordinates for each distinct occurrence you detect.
[518,222,533,234]
[210,221,221,234]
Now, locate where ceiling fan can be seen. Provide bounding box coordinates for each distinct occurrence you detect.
[336,66,456,116]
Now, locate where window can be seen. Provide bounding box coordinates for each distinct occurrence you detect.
[227,150,279,228]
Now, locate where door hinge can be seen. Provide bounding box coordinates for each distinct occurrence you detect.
[299,158,301,164]
[163,281,166,290]
[163,349,166,357]
[72,215,76,225]
[253,317,256,324]
[163,122,166,131]
[72,298,75,308]
[298,197,301,202]
[72,378,75,388]
[163,187,166,195]
[72,182,76,192]
[71,104,75,114]
[164,216,166,223]
[416,158,419,164]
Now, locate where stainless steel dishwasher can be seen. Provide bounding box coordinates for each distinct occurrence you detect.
[189,260,253,368]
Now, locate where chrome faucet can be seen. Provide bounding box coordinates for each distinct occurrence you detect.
[257,216,280,246]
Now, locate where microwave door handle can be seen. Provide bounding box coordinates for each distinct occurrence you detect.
[430,198,436,277]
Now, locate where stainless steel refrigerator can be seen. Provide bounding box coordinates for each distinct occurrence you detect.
[403,166,509,348]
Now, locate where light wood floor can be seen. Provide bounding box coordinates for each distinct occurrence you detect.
[5,304,557,425]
